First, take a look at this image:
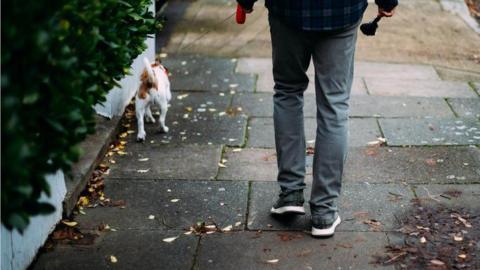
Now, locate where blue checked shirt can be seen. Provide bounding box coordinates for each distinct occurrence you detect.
[238,0,398,31]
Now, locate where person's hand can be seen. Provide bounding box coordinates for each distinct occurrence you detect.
[242,7,253,14]
[378,7,395,17]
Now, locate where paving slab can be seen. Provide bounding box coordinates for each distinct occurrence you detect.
[76,180,248,231]
[447,98,480,118]
[232,93,454,118]
[247,118,381,148]
[217,148,278,181]
[350,96,454,118]
[365,78,476,98]
[163,55,256,92]
[413,184,480,211]
[32,230,197,270]
[195,231,393,270]
[355,62,441,80]
[345,146,480,184]
[219,146,480,184]
[232,92,317,118]
[129,91,247,146]
[379,118,480,146]
[255,74,368,95]
[107,144,222,180]
[236,58,441,80]
[247,182,414,232]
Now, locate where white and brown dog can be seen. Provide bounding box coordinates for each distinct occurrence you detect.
[135,57,171,142]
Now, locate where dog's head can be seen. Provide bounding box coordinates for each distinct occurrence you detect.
[138,59,170,99]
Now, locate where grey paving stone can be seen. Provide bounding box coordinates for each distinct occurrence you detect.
[247,182,414,232]
[232,93,453,118]
[447,98,480,118]
[76,180,248,231]
[195,231,393,270]
[247,118,381,148]
[355,62,441,80]
[164,55,255,92]
[107,144,222,180]
[413,184,480,211]
[365,78,477,98]
[350,96,454,118]
[236,58,441,80]
[345,146,480,184]
[32,230,197,270]
[131,92,247,146]
[232,92,317,118]
[219,146,480,184]
[379,118,480,146]
[255,74,368,95]
[217,148,278,181]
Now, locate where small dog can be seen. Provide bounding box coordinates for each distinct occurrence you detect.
[135,57,171,142]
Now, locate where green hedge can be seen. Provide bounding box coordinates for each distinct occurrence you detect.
[1,0,160,232]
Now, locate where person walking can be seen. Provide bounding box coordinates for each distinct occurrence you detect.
[236,0,397,237]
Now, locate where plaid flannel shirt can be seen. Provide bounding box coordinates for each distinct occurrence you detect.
[238,0,398,31]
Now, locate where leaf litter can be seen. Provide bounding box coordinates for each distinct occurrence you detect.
[373,199,479,269]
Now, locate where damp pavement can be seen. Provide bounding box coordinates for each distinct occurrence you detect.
[32,0,479,269]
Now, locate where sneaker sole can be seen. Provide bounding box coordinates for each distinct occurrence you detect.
[311,216,341,237]
[270,206,306,215]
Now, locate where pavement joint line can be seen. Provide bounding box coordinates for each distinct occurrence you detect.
[359,77,370,95]
[212,144,227,181]
[244,181,253,231]
[240,117,252,148]
[444,98,460,118]
[374,118,386,141]
[468,81,480,96]
[189,236,202,270]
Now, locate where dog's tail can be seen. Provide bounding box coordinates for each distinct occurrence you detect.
[143,57,155,83]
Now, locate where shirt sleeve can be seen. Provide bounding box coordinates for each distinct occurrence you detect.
[375,0,398,11]
[237,0,257,10]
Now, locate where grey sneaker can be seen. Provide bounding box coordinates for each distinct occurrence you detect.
[270,190,305,215]
[311,215,341,237]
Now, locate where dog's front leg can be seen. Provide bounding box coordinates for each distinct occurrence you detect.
[135,99,147,142]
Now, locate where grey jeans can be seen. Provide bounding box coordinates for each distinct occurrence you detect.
[269,14,359,221]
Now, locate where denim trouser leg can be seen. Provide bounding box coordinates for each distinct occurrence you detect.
[269,13,359,221]
[269,14,312,193]
[309,23,358,221]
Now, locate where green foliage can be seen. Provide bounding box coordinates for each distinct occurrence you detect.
[1,0,160,232]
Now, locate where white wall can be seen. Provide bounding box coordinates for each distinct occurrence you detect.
[1,171,66,270]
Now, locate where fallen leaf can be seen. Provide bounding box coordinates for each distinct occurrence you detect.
[420,236,427,243]
[453,235,463,241]
[110,255,118,263]
[218,163,227,168]
[162,236,178,243]
[425,159,437,166]
[430,259,444,266]
[77,196,89,207]
[222,225,233,232]
[458,254,467,259]
[61,220,78,227]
